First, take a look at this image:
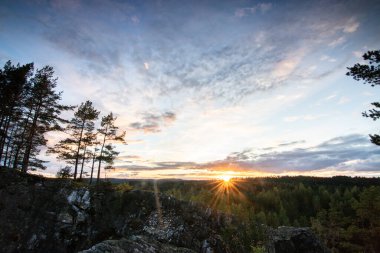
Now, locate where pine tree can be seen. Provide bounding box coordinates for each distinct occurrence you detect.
[49,100,99,179]
[0,61,33,166]
[0,62,72,172]
[96,112,125,183]
[21,66,72,172]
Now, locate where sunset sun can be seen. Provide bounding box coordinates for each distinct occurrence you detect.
[220,174,232,183]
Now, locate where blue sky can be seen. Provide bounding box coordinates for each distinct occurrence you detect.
[1,0,380,179]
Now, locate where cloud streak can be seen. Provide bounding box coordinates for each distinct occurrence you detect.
[115,134,380,176]
[129,111,176,133]
[219,134,380,173]
[235,3,272,17]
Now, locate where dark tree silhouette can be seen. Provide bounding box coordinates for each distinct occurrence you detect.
[21,66,73,172]
[96,112,125,184]
[0,61,72,172]
[48,100,99,179]
[347,50,380,146]
[56,166,73,179]
[0,61,33,166]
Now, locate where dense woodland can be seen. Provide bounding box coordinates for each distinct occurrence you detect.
[124,177,380,253]
[0,61,125,182]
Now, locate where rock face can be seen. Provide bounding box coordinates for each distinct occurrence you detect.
[0,170,329,253]
[78,235,196,253]
[267,227,330,253]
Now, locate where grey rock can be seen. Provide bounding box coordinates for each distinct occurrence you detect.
[267,226,330,253]
[67,189,91,210]
[78,235,196,253]
[27,234,38,250]
[58,212,73,224]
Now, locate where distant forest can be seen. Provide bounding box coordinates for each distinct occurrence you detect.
[125,176,380,253]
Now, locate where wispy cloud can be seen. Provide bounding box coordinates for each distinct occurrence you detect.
[343,18,360,33]
[278,140,306,147]
[328,36,346,47]
[129,111,176,133]
[235,3,272,17]
[320,55,337,62]
[12,0,375,105]
[215,134,380,173]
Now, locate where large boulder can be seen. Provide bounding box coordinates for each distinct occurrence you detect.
[267,227,330,253]
[78,235,196,253]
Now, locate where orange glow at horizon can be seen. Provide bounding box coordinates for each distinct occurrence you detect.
[208,175,248,214]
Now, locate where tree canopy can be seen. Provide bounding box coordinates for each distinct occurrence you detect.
[0,61,73,172]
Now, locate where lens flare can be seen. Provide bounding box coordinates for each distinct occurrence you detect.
[208,175,247,214]
[220,174,232,182]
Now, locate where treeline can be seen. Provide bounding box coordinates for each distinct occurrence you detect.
[0,61,125,182]
[126,177,380,253]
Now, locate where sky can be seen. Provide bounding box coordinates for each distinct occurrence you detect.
[1,0,380,179]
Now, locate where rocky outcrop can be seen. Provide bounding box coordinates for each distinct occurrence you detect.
[79,235,196,253]
[267,227,330,253]
[0,170,329,253]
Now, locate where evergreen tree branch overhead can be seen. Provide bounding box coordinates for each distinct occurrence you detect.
[347,50,380,146]
[347,51,380,87]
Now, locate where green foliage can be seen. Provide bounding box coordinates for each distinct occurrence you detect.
[56,166,73,179]
[126,176,380,253]
[347,50,380,87]
[347,49,380,145]
[251,245,265,253]
[113,182,133,193]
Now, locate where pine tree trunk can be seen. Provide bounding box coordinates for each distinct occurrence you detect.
[7,123,20,169]
[96,145,104,184]
[3,125,15,167]
[79,145,87,179]
[0,116,11,162]
[0,114,5,133]
[0,114,5,149]
[89,152,96,185]
[14,108,33,169]
[96,125,108,184]
[73,120,86,180]
[12,145,21,169]
[22,104,40,173]
[7,144,14,168]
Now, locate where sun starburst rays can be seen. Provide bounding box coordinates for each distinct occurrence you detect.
[208,176,247,213]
